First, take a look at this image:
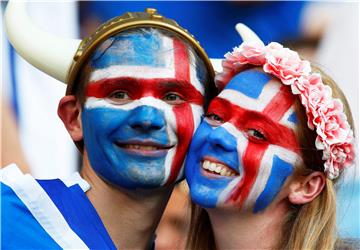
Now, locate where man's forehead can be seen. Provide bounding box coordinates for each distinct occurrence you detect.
[87,29,205,94]
[90,30,176,69]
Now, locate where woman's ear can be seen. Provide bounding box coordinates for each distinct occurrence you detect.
[58,95,83,141]
[288,171,326,205]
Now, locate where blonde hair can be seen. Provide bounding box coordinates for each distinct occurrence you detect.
[187,67,355,250]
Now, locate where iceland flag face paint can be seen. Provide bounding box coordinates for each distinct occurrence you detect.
[82,30,205,189]
[186,69,302,213]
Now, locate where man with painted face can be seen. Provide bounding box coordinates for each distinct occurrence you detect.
[1,3,215,249]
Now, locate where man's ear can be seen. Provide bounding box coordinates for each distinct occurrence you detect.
[58,95,83,141]
[288,171,326,205]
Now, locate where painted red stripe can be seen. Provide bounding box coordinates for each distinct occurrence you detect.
[226,143,268,206]
[173,39,190,82]
[208,97,298,152]
[262,85,295,121]
[85,77,203,105]
[166,104,195,184]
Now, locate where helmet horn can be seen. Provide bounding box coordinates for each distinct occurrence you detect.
[4,1,81,83]
[235,23,264,46]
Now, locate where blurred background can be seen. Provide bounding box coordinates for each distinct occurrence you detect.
[1,1,359,249]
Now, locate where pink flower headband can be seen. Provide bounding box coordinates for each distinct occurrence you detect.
[215,35,354,180]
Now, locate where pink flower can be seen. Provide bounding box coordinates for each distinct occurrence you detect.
[263,42,311,85]
[215,41,354,179]
[233,42,266,65]
[323,141,354,179]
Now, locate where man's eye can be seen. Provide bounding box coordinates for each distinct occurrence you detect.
[108,91,131,104]
[204,113,224,126]
[109,91,129,99]
[163,93,184,104]
[247,129,267,141]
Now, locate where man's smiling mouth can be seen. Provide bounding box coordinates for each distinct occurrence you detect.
[115,141,174,156]
[201,159,239,177]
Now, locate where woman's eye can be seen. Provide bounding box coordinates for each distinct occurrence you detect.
[163,93,184,104]
[204,113,224,126]
[108,91,131,103]
[247,129,267,141]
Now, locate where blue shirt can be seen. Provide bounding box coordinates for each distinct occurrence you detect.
[1,164,116,249]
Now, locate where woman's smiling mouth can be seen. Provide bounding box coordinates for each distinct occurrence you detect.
[201,159,239,177]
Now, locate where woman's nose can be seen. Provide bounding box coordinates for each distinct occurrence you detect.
[207,124,237,152]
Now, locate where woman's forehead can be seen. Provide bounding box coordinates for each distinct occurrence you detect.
[216,68,299,132]
[224,69,279,97]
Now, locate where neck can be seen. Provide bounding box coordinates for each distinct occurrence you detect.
[81,153,173,249]
[207,202,289,250]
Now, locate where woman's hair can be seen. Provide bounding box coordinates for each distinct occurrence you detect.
[186,66,355,250]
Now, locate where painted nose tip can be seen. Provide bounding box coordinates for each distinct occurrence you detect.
[208,127,237,152]
[128,106,165,131]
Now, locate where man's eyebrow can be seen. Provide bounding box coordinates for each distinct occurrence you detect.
[157,80,193,89]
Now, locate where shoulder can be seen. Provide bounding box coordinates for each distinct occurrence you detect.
[1,164,91,249]
[1,164,64,249]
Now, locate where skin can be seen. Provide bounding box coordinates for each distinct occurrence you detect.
[185,68,326,249]
[186,69,301,212]
[1,99,29,173]
[59,30,207,249]
[155,183,190,250]
[82,32,205,189]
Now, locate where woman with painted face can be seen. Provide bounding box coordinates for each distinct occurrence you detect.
[185,24,356,250]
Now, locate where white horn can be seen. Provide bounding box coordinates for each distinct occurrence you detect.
[4,1,81,83]
[235,23,264,46]
[210,58,223,73]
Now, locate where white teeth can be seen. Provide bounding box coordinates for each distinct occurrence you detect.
[201,160,237,177]
[209,163,216,171]
[204,161,210,169]
[215,166,221,173]
[125,145,159,150]
[220,168,227,176]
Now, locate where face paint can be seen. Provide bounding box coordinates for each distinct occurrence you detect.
[186,69,302,213]
[82,30,205,189]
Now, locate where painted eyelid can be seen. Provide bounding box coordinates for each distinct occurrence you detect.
[204,114,225,126]
[108,90,131,98]
[163,92,184,100]
[246,128,268,141]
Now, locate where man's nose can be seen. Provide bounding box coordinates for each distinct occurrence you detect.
[128,106,165,131]
[207,125,237,152]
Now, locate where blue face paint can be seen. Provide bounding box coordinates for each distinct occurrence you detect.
[253,155,293,213]
[82,29,207,189]
[82,105,169,189]
[91,32,165,69]
[225,70,272,99]
[185,121,239,208]
[185,68,301,212]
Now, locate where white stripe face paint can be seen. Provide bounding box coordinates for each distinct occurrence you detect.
[85,96,179,186]
[243,145,302,211]
[218,79,281,112]
[279,104,297,131]
[81,30,207,189]
[186,69,303,212]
